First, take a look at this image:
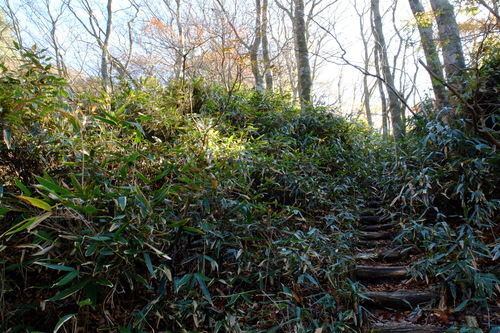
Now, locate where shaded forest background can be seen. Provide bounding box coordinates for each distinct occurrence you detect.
[0,0,499,332]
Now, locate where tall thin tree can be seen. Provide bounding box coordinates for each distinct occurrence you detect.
[408,0,450,108]
[371,0,405,140]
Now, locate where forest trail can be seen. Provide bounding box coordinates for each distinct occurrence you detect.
[352,195,447,332]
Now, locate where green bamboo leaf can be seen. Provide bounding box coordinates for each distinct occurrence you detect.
[15,179,31,196]
[93,115,117,126]
[0,207,9,217]
[35,175,72,196]
[15,195,52,211]
[78,298,93,307]
[125,121,145,135]
[94,278,113,287]
[182,226,204,235]
[35,262,77,272]
[54,270,80,286]
[54,313,76,333]
[49,278,91,301]
[2,213,52,237]
[174,273,192,293]
[225,201,247,216]
[454,299,469,312]
[168,219,189,228]
[194,273,213,304]
[143,252,156,277]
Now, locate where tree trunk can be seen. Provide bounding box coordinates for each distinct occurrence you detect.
[356,4,373,126]
[262,0,273,92]
[172,0,184,80]
[371,0,405,140]
[408,0,450,108]
[293,0,312,110]
[429,0,466,80]
[101,0,113,93]
[373,44,388,136]
[251,0,264,92]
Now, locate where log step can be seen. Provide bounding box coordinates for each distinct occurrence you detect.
[366,201,386,208]
[367,324,445,333]
[358,222,397,232]
[362,290,436,309]
[359,215,390,224]
[354,249,408,261]
[355,265,409,280]
[358,230,393,240]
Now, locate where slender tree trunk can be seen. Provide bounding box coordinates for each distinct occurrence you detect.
[293,0,312,110]
[408,0,450,108]
[374,43,388,136]
[172,0,184,79]
[357,5,373,126]
[429,0,465,80]
[371,0,404,140]
[251,0,264,91]
[262,0,273,92]
[101,0,113,93]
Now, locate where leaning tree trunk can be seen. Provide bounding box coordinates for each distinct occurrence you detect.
[293,0,312,110]
[371,0,405,140]
[429,0,466,80]
[408,0,450,108]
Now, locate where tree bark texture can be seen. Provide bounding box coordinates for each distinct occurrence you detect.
[261,0,273,91]
[251,0,264,91]
[101,0,113,93]
[371,0,405,140]
[293,0,312,110]
[408,0,450,108]
[429,0,466,80]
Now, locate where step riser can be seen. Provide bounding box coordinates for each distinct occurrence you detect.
[355,265,409,280]
[362,291,436,309]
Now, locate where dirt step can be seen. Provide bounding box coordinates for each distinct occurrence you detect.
[366,324,445,333]
[358,215,391,224]
[357,222,398,232]
[358,230,394,240]
[362,290,436,309]
[355,265,409,280]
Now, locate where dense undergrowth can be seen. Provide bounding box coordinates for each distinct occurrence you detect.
[0,49,388,332]
[382,107,500,327]
[1,48,499,333]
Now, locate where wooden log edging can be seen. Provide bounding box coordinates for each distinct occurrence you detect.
[355,265,409,280]
[367,324,445,333]
[358,230,393,240]
[359,215,390,224]
[354,249,407,261]
[362,290,436,309]
[358,222,398,232]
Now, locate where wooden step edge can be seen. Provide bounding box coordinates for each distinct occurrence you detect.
[358,215,391,224]
[357,222,398,232]
[365,201,387,208]
[354,249,408,261]
[355,265,409,280]
[365,324,445,333]
[361,290,437,309]
[358,230,394,240]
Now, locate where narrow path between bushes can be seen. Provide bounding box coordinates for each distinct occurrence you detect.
[351,193,452,332]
